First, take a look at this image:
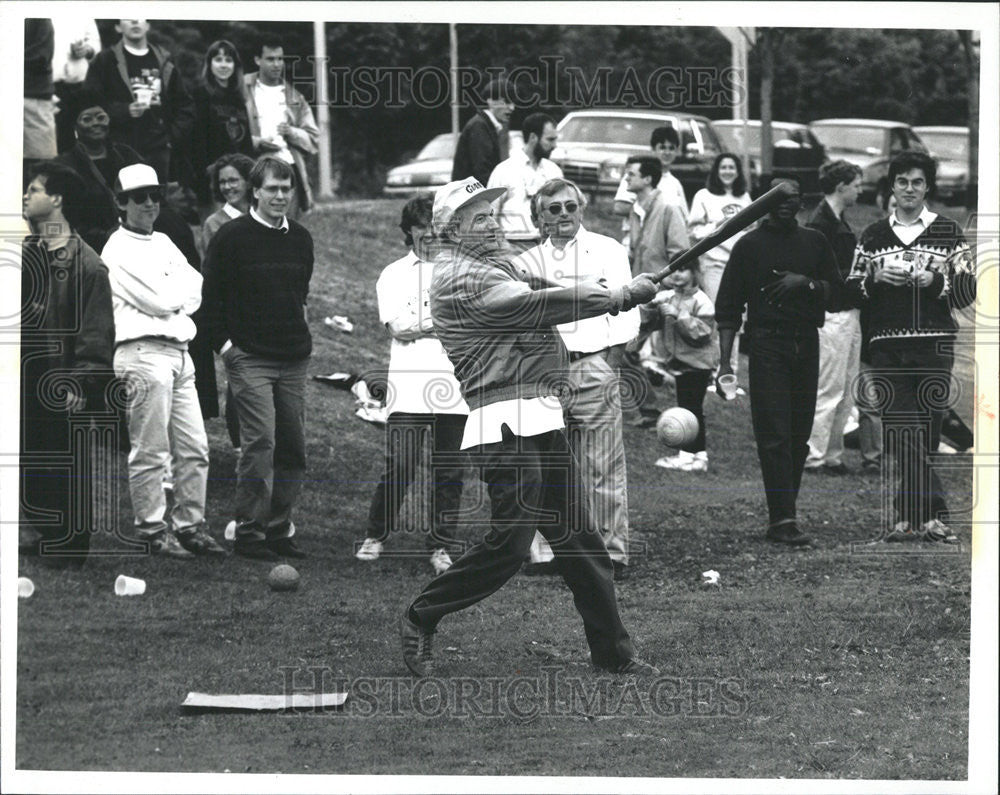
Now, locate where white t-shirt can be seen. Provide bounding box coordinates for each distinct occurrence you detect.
[687,188,753,268]
[376,251,469,416]
[487,152,563,240]
[253,81,295,164]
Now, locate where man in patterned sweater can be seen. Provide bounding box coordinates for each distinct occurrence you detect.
[844,151,976,544]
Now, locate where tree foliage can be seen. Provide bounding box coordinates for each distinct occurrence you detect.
[93,20,975,196]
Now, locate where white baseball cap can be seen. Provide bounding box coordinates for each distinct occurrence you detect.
[432,177,506,234]
[115,163,162,194]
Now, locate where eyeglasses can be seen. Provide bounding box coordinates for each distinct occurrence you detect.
[79,112,110,124]
[893,177,926,190]
[121,188,163,204]
[544,201,579,216]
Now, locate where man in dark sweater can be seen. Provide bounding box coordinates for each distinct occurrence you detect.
[84,20,194,185]
[202,157,314,561]
[844,152,976,544]
[451,78,513,186]
[715,178,842,546]
[804,159,863,475]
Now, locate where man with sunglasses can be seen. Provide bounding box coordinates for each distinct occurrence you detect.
[845,151,976,545]
[101,164,223,559]
[513,179,640,580]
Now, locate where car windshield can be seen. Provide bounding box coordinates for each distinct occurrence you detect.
[558,116,670,147]
[416,134,456,161]
[810,125,884,155]
[715,125,808,154]
[918,131,967,161]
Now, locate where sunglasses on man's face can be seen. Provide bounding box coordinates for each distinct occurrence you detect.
[121,189,163,204]
[544,201,579,216]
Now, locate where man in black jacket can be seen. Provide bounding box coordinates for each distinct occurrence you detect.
[20,162,116,565]
[804,160,863,475]
[84,19,194,185]
[450,77,513,186]
[716,178,842,547]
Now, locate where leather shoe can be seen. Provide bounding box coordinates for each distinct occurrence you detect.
[400,612,435,676]
[267,537,307,559]
[765,523,811,547]
[234,538,279,561]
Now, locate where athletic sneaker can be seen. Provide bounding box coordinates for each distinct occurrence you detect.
[682,451,708,472]
[355,538,383,561]
[430,548,453,574]
[149,531,195,559]
[920,518,959,544]
[655,450,694,470]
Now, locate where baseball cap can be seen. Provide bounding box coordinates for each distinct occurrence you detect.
[115,164,163,194]
[432,177,506,234]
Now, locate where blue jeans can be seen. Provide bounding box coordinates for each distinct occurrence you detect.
[748,326,819,528]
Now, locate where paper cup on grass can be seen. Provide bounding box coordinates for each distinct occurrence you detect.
[115,574,146,597]
[18,577,35,599]
[718,374,738,399]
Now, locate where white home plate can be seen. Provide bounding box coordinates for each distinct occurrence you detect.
[182,691,348,712]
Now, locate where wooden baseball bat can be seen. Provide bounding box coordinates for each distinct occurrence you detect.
[651,181,797,282]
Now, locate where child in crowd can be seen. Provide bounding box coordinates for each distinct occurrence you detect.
[645,262,718,472]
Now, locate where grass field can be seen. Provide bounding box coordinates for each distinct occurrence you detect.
[13,196,978,782]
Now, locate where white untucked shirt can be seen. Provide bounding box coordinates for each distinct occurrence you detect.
[487,151,563,240]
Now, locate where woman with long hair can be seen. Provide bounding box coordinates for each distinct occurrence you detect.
[190,40,254,206]
[688,153,752,378]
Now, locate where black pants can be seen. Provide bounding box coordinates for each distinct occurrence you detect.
[20,403,93,560]
[674,369,711,453]
[366,413,467,551]
[748,327,819,528]
[870,341,952,527]
[409,427,635,669]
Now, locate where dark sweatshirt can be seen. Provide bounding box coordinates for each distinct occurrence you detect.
[715,218,842,333]
[201,214,314,360]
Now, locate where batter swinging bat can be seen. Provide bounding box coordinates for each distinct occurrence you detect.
[651,181,797,283]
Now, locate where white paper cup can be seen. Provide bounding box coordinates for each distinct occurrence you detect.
[718,374,738,399]
[18,577,35,599]
[115,574,146,596]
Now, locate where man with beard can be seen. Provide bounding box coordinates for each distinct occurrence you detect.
[487,112,563,255]
[715,178,841,547]
[399,177,659,677]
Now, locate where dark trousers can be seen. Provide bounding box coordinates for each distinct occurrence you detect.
[870,341,952,526]
[674,369,711,453]
[748,327,819,528]
[621,347,660,418]
[365,412,467,551]
[20,403,92,560]
[409,427,635,669]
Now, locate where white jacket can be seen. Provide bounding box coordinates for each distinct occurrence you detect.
[101,226,202,345]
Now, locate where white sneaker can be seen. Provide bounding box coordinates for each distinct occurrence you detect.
[655,451,693,470]
[430,548,453,574]
[683,451,708,472]
[355,538,383,561]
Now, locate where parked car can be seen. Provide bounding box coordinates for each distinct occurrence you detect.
[711,120,827,195]
[913,126,969,204]
[383,130,523,195]
[808,119,928,205]
[549,109,723,201]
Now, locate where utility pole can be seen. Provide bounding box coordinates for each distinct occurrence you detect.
[450,24,459,139]
[313,21,333,200]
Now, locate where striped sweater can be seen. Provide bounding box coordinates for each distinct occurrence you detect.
[845,215,975,345]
